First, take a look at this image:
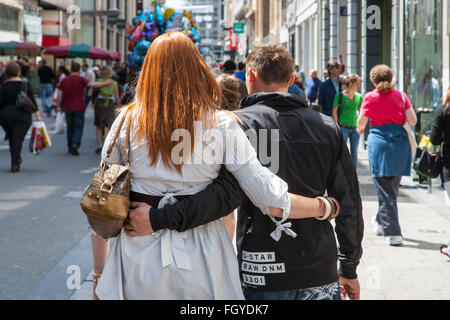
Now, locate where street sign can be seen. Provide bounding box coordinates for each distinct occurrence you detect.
[233,22,245,34]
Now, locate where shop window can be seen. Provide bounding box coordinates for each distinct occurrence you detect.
[0,6,19,32]
[404,0,443,136]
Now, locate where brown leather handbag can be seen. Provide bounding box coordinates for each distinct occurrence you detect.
[80,111,132,239]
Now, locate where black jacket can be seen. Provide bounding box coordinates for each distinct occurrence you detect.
[149,92,363,290]
[430,104,450,174]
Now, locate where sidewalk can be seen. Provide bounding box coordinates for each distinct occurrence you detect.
[69,138,450,300]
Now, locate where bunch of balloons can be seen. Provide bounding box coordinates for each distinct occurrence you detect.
[126,0,202,69]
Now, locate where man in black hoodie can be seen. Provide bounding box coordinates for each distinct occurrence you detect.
[126,45,363,300]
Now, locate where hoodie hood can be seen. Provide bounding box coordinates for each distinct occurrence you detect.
[239,92,308,110]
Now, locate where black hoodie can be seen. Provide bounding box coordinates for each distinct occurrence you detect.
[149,92,363,291]
[235,92,363,290]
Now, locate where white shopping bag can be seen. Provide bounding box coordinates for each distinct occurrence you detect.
[32,121,52,148]
[55,112,65,134]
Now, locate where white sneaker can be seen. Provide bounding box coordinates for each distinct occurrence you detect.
[371,216,384,236]
[386,235,403,246]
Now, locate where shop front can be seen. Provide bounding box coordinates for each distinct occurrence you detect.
[404,0,443,140]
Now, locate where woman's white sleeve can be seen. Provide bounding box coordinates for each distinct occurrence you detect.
[223,116,295,241]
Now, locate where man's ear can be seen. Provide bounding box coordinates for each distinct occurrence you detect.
[288,73,295,87]
[248,67,256,83]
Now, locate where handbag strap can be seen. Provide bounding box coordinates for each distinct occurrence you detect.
[401,91,406,113]
[103,109,132,165]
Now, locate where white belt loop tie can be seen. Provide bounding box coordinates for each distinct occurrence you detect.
[158,193,192,270]
[270,221,297,242]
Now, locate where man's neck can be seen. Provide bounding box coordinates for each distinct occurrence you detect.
[331,75,339,83]
[71,72,80,76]
[251,84,289,95]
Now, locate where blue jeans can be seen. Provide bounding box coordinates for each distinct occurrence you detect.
[40,83,54,113]
[243,282,341,300]
[65,111,85,149]
[340,126,360,168]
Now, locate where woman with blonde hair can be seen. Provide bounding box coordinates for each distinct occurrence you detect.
[357,64,417,246]
[92,65,120,153]
[90,32,338,300]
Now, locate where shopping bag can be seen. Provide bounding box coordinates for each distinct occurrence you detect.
[55,112,65,134]
[29,125,45,155]
[32,121,52,148]
[51,88,59,104]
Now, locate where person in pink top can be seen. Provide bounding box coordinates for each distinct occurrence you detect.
[357,64,417,247]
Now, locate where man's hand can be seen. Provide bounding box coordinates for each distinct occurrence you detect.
[124,201,154,237]
[339,276,360,300]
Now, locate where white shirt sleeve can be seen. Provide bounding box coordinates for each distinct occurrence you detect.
[220,112,295,241]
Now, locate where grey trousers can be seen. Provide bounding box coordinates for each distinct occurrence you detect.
[374,176,402,236]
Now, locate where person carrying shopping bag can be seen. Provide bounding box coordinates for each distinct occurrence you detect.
[357,64,417,246]
[0,62,42,172]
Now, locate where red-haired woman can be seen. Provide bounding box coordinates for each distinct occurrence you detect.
[90,32,335,300]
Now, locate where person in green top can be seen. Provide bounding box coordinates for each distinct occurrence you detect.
[92,65,120,154]
[332,74,362,167]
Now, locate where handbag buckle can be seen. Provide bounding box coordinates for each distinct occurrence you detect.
[100,183,113,193]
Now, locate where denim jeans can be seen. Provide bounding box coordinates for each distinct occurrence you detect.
[374,176,402,236]
[40,83,54,113]
[243,282,341,300]
[340,126,360,168]
[65,111,85,149]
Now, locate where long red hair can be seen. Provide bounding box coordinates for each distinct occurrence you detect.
[126,32,222,173]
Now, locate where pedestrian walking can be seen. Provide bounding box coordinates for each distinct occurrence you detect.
[223,60,248,99]
[81,63,96,107]
[56,66,69,85]
[17,57,30,80]
[92,65,120,154]
[332,74,362,167]
[305,69,322,104]
[234,62,246,82]
[357,64,417,246]
[38,59,54,117]
[288,73,305,97]
[318,60,342,116]
[0,62,42,172]
[216,73,240,111]
[137,44,363,301]
[90,32,334,300]
[294,65,306,84]
[431,85,450,207]
[56,62,113,156]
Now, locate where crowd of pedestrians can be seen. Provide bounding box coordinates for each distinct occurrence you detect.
[1,30,450,300]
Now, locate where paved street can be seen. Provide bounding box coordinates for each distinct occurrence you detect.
[0,105,100,299]
[1,109,450,300]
